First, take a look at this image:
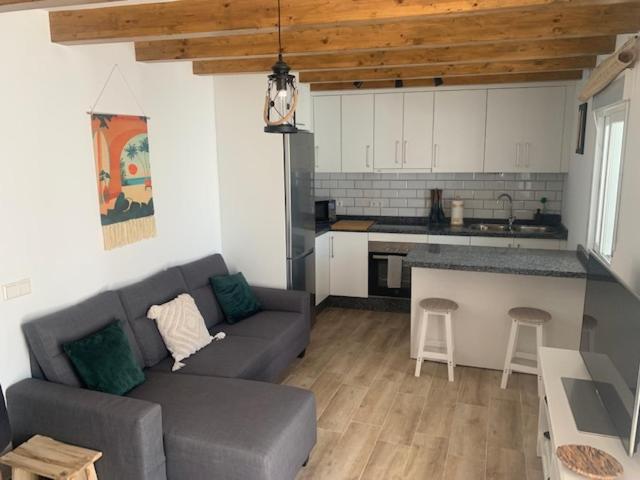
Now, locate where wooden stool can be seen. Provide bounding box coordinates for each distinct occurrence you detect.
[414,298,458,382]
[0,435,102,480]
[501,307,551,396]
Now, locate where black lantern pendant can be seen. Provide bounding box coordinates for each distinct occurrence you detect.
[263,0,299,134]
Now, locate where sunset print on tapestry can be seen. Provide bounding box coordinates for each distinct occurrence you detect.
[91,114,156,250]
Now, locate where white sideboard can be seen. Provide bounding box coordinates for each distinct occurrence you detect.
[538,347,640,479]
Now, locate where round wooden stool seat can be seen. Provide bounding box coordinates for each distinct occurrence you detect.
[419,297,459,313]
[508,307,551,325]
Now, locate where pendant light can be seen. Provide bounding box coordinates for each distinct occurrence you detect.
[263,0,299,134]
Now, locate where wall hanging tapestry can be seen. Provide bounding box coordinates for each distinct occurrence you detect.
[91,113,155,250]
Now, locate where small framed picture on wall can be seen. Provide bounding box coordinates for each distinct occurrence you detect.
[576,102,588,155]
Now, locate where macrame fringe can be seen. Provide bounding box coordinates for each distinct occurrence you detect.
[102,216,156,250]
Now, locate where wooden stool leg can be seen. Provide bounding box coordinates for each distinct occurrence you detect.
[12,468,38,480]
[536,323,544,398]
[414,309,429,377]
[501,319,519,389]
[445,311,455,382]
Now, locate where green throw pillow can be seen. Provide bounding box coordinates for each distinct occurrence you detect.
[211,273,262,324]
[63,321,145,395]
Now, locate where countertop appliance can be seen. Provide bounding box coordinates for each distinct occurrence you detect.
[565,253,640,456]
[284,132,316,300]
[315,198,336,224]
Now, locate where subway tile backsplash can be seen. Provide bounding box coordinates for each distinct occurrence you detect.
[315,172,565,220]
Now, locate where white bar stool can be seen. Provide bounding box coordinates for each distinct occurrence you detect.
[414,297,458,382]
[500,307,551,396]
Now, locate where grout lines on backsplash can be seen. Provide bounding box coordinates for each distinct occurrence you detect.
[314,172,565,220]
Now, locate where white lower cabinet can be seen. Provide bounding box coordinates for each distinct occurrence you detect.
[315,232,330,305]
[428,235,471,245]
[470,236,563,249]
[469,237,513,247]
[513,238,563,250]
[329,231,369,298]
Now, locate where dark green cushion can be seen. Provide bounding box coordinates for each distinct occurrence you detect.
[63,321,145,395]
[210,273,262,324]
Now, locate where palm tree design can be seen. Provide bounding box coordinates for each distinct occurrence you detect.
[138,137,150,176]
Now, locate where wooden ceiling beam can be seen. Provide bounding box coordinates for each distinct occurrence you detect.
[135,2,640,61]
[192,37,615,75]
[48,0,635,44]
[299,56,596,83]
[310,70,584,91]
[0,0,116,13]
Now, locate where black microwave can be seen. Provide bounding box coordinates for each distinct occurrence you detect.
[315,199,337,223]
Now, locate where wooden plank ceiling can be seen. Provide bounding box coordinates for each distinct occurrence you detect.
[35,0,640,90]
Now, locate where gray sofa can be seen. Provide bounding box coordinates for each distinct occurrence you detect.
[7,254,316,480]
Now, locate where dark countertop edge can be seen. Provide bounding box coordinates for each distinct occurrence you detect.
[402,261,586,279]
[316,217,568,241]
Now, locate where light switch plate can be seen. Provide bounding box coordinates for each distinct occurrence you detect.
[2,279,31,301]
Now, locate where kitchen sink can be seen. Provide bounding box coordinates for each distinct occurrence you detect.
[469,223,554,233]
[469,223,509,232]
[511,225,554,233]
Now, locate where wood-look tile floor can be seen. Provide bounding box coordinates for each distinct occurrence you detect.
[283,307,544,480]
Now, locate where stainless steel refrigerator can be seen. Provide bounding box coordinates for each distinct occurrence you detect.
[283,132,315,303]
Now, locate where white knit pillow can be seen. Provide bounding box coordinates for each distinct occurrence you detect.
[147,293,213,371]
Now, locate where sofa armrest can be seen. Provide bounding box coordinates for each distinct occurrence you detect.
[252,287,310,316]
[7,379,166,480]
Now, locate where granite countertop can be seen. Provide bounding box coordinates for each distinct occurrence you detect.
[316,216,568,240]
[404,243,586,278]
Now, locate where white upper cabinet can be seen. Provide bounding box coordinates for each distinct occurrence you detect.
[374,93,405,169]
[342,94,374,172]
[296,83,314,132]
[374,92,434,170]
[403,92,435,169]
[485,86,566,173]
[313,95,341,172]
[433,90,487,172]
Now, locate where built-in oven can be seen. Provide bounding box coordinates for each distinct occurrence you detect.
[368,243,412,298]
[315,199,336,224]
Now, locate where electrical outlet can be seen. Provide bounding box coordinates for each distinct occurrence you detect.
[337,200,344,207]
[370,200,382,207]
[2,279,31,301]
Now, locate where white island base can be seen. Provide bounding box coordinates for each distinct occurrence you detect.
[410,267,587,370]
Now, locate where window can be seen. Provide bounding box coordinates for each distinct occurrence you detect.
[592,102,628,262]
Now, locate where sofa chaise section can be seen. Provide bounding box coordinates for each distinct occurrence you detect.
[128,372,316,480]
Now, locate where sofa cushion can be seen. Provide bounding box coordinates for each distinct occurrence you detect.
[179,255,228,328]
[211,273,262,324]
[213,311,306,354]
[127,372,316,480]
[63,321,146,395]
[118,268,189,368]
[149,335,273,380]
[23,291,143,387]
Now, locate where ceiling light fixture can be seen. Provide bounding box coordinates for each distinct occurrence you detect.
[263,0,299,134]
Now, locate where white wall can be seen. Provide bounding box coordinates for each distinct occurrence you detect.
[562,33,640,293]
[214,75,287,288]
[0,11,222,389]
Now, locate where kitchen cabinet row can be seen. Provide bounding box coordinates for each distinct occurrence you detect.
[315,231,567,304]
[313,85,570,174]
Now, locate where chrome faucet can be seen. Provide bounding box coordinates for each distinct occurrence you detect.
[497,193,516,229]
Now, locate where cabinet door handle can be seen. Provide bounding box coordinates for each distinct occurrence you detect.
[525,142,531,168]
[365,145,371,168]
[515,143,520,168]
[330,237,335,258]
[315,146,319,169]
[403,140,408,164]
[395,140,400,164]
[433,143,439,169]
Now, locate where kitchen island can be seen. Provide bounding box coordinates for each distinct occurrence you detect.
[405,244,587,371]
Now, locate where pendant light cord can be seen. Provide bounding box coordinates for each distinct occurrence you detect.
[277,0,283,59]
